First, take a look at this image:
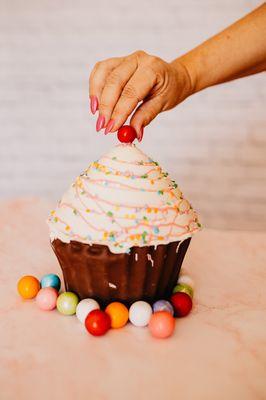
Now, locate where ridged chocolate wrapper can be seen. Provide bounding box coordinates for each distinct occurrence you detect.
[51,238,191,306]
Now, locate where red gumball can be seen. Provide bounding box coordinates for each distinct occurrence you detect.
[85,310,111,336]
[117,125,137,143]
[170,292,192,317]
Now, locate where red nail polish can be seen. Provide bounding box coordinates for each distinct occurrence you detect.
[138,127,144,142]
[104,119,115,135]
[90,96,98,115]
[96,115,105,131]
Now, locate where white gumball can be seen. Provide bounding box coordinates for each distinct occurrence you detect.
[178,275,195,289]
[129,301,152,327]
[76,298,100,324]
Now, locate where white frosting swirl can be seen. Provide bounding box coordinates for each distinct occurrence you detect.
[48,144,201,253]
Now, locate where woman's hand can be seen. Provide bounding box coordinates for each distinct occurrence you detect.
[89,51,193,140]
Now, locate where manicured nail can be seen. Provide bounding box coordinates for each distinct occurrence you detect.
[90,96,98,115]
[104,119,115,135]
[138,127,144,142]
[96,115,105,131]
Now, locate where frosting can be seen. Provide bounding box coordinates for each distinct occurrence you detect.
[47,144,201,253]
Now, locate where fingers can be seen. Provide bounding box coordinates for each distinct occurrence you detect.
[98,58,138,128]
[89,57,123,114]
[130,96,164,141]
[108,67,157,133]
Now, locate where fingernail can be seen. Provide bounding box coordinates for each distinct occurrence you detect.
[90,96,98,115]
[96,115,105,131]
[104,119,115,135]
[138,127,144,142]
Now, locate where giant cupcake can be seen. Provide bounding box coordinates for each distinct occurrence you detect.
[48,143,200,305]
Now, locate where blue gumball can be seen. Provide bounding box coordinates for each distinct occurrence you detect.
[152,300,174,316]
[41,273,61,291]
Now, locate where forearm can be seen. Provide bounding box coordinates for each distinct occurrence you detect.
[173,3,266,94]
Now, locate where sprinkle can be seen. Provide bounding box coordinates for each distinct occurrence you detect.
[143,216,148,221]
[73,209,78,215]
[153,227,160,234]
[158,190,164,195]
[86,209,90,213]
[197,222,202,228]
[103,232,108,239]
[151,179,154,185]
[54,217,58,222]
[65,225,70,231]
[50,210,55,215]
[107,211,113,217]
[112,156,117,160]
[135,253,138,261]
[141,174,148,179]
[109,282,117,289]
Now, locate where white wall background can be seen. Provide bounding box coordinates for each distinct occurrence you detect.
[1,0,265,231]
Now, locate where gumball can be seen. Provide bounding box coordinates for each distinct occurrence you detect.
[152,300,174,316]
[17,275,40,299]
[105,302,129,329]
[56,292,79,315]
[117,125,137,143]
[178,274,195,289]
[36,287,58,311]
[173,283,193,298]
[40,273,61,291]
[76,298,100,324]
[85,310,111,336]
[129,301,152,327]
[170,292,192,317]
[149,311,175,339]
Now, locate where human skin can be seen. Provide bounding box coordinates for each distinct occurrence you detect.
[89,4,266,141]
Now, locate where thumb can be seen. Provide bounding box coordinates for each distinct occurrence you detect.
[130,97,163,141]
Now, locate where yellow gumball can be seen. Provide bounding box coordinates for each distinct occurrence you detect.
[105,302,129,329]
[17,275,40,299]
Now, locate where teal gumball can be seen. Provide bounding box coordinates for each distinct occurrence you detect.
[41,273,61,291]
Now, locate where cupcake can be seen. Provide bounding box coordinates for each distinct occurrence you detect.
[48,143,200,306]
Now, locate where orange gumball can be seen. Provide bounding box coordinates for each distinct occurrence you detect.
[105,302,129,329]
[17,275,40,299]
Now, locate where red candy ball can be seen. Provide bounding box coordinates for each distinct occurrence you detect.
[170,292,193,317]
[85,310,111,336]
[117,125,137,143]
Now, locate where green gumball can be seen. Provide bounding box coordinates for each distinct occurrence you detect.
[56,292,79,315]
[173,283,193,298]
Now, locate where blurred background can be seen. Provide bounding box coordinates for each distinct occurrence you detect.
[1,0,265,231]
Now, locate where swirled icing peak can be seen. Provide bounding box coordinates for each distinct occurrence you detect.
[48,144,201,253]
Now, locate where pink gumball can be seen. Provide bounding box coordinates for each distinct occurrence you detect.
[148,311,175,339]
[36,287,58,311]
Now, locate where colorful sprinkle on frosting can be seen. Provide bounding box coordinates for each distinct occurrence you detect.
[47,144,201,253]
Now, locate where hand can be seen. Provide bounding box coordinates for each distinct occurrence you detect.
[89,51,193,140]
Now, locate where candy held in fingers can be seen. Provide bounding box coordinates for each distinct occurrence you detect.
[129,301,152,327]
[40,273,61,291]
[85,310,111,336]
[117,125,137,143]
[17,275,40,299]
[170,292,192,317]
[152,300,174,316]
[178,274,195,289]
[76,298,100,324]
[149,311,175,339]
[56,292,79,315]
[105,302,129,328]
[36,287,58,311]
[173,283,193,298]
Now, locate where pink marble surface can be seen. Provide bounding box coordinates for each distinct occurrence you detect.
[1,198,266,400]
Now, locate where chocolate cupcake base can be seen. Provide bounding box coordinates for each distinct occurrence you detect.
[51,238,191,306]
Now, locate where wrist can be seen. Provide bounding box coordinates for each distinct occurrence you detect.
[172,53,201,96]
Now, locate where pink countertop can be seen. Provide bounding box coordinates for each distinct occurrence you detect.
[1,198,266,400]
